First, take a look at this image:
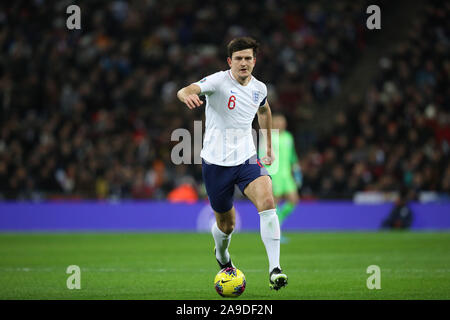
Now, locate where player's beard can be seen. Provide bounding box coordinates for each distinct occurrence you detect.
[238,68,251,81]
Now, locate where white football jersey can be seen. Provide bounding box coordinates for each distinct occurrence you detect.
[194,70,268,166]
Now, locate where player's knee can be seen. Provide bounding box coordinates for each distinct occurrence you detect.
[259,196,275,212]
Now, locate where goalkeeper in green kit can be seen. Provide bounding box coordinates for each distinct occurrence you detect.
[259,114,302,242]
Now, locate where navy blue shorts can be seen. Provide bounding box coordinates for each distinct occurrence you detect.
[202,154,270,213]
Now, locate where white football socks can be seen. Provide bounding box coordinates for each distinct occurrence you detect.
[259,208,281,272]
[211,222,232,265]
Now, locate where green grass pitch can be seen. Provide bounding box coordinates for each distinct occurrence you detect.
[0,232,449,299]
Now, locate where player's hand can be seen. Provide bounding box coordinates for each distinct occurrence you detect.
[184,94,203,109]
[261,149,275,166]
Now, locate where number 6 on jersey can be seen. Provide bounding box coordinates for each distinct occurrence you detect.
[228,95,236,110]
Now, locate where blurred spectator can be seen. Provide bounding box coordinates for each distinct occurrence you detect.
[299,0,449,199]
[1,1,447,201]
[167,184,198,204]
[381,188,414,229]
[0,0,369,200]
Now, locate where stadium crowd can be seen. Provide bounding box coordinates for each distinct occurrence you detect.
[0,0,368,200]
[300,0,450,199]
[0,0,447,201]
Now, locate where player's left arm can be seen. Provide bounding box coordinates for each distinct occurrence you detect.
[257,100,274,166]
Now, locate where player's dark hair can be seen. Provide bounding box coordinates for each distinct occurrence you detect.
[227,37,259,58]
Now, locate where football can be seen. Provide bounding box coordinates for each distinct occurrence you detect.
[214,267,246,298]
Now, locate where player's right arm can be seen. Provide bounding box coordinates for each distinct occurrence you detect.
[177,84,203,109]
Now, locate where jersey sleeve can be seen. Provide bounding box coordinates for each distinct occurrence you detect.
[259,83,268,107]
[193,71,223,96]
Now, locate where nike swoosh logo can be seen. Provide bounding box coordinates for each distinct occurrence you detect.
[230,90,238,94]
[221,280,232,283]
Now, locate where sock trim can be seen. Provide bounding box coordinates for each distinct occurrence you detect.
[258,208,276,216]
[212,222,232,238]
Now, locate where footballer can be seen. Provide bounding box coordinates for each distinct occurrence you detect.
[177,37,287,290]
